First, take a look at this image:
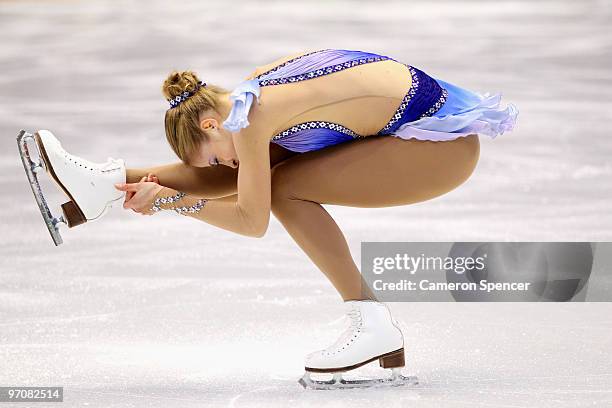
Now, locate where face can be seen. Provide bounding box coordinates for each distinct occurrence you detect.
[188,115,239,168]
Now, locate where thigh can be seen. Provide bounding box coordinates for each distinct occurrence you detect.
[271,134,480,207]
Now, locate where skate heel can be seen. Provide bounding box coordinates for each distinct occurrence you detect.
[379,348,405,369]
[61,200,87,227]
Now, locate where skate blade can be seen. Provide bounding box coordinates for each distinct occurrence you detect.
[17,130,65,246]
[298,371,419,390]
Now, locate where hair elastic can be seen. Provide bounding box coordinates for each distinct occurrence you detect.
[167,80,206,109]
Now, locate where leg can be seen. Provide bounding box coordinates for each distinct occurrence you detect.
[126,143,298,198]
[271,134,480,300]
[127,163,238,198]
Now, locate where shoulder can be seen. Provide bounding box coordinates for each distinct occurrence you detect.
[231,104,272,164]
[223,80,290,143]
[227,81,289,142]
[239,96,278,144]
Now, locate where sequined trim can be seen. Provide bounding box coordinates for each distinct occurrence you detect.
[150,189,208,215]
[151,191,186,212]
[173,199,208,215]
[255,49,331,79]
[259,55,391,87]
[419,87,448,119]
[271,120,367,141]
[379,65,420,133]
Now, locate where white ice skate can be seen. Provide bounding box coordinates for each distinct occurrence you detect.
[299,300,418,390]
[17,129,126,245]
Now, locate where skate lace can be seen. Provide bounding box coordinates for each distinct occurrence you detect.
[62,150,96,172]
[323,307,363,355]
[60,143,120,173]
[100,157,122,173]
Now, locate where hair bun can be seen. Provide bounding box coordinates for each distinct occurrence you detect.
[162,70,203,100]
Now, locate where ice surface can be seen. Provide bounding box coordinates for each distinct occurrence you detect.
[1,0,611,407]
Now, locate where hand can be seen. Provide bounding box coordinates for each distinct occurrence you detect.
[114,174,164,215]
[124,174,159,206]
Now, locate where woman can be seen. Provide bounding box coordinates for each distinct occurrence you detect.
[33,48,518,384]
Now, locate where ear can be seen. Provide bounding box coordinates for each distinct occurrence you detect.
[200,117,221,132]
[199,118,211,131]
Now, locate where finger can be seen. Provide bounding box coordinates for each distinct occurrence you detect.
[124,194,139,210]
[120,180,141,207]
[123,192,132,209]
[115,183,141,192]
[124,191,137,205]
[125,190,136,207]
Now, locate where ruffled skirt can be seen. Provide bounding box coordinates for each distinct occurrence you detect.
[392,77,519,141]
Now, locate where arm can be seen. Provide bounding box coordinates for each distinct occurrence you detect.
[145,123,272,238]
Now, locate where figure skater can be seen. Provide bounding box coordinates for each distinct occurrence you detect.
[29,48,518,388]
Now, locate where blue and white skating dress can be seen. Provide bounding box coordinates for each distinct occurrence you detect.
[222,49,519,153]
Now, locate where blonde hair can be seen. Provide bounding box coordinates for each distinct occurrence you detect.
[162,70,229,164]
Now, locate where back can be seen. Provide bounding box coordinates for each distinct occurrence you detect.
[240,49,447,153]
[256,50,412,136]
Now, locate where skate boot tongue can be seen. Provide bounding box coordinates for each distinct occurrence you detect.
[100,157,125,172]
[339,300,363,328]
[318,301,364,355]
[343,299,375,314]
